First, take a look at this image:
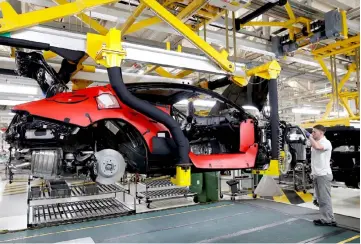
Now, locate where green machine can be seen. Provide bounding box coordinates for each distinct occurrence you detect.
[190,172,219,203]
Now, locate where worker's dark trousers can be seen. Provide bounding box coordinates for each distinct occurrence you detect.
[314,174,335,223]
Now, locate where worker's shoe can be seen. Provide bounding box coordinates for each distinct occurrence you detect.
[313,219,337,226]
[313,200,319,207]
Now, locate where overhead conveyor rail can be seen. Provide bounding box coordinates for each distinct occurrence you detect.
[8,26,245,76]
[28,182,127,200]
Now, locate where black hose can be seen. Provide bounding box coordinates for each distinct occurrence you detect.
[0,36,50,50]
[107,67,190,166]
[269,78,279,160]
[207,77,232,90]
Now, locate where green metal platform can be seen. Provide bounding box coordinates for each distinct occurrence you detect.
[0,200,359,243]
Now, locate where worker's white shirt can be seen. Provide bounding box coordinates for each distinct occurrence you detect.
[311,136,333,176]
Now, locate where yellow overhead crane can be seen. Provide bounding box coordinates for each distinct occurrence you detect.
[301,35,360,128]
[0,0,282,86]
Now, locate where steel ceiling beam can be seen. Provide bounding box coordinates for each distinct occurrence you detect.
[16,0,349,73]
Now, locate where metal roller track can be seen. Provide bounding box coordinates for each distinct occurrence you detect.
[29,198,134,227]
[142,178,175,188]
[138,188,194,200]
[29,183,126,200]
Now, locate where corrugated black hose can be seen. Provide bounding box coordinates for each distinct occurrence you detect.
[107,67,190,166]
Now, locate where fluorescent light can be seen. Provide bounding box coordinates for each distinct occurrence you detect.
[315,87,332,94]
[177,100,189,105]
[0,100,31,106]
[0,84,38,95]
[330,111,348,116]
[177,99,216,107]
[292,108,321,115]
[193,100,216,107]
[242,105,258,110]
[350,120,360,128]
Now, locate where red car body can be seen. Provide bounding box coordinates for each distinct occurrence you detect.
[13,84,258,170]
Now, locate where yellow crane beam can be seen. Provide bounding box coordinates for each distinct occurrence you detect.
[312,34,360,58]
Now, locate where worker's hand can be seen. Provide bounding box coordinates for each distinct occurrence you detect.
[304,130,311,139]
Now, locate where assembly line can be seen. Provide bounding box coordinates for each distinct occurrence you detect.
[0,0,359,243]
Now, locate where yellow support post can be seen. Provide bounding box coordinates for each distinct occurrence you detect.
[355,97,359,115]
[338,63,356,92]
[125,17,162,35]
[154,67,175,78]
[0,0,118,34]
[175,70,193,78]
[135,0,207,79]
[322,99,333,119]
[340,10,348,39]
[170,166,191,187]
[166,41,171,51]
[43,51,57,60]
[316,58,333,87]
[340,97,355,117]
[119,3,146,34]
[52,0,108,35]
[81,65,96,73]
[72,79,93,90]
[252,159,280,176]
[124,0,179,35]
[140,0,235,74]
[144,65,158,75]
[194,9,226,30]
[284,1,296,21]
[176,0,207,21]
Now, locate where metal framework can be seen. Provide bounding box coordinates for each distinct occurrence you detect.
[0,0,283,87]
[312,35,360,120]
[239,1,312,45]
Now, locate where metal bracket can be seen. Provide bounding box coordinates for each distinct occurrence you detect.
[87,28,126,68]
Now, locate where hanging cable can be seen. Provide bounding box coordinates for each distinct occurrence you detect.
[225,10,229,53]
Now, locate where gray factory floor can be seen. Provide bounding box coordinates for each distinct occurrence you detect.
[0,200,359,243]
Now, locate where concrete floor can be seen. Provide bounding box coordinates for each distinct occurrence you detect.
[300,186,360,218]
[0,200,359,243]
[0,167,359,243]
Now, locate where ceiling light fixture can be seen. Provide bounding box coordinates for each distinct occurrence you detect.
[242,105,259,110]
[292,108,321,115]
[0,84,38,95]
[315,87,332,94]
[0,100,31,106]
[177,99,216,107]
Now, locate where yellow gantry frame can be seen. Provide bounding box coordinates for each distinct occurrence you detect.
[141,0,209,79]
[312,35,360,119]
[239,1,311,42]
[0,0,282,86]
[312,35,360,58]
[301,116,360,128]
[140,0,235,73]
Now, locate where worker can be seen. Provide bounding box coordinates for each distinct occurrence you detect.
[304,125,336,226]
